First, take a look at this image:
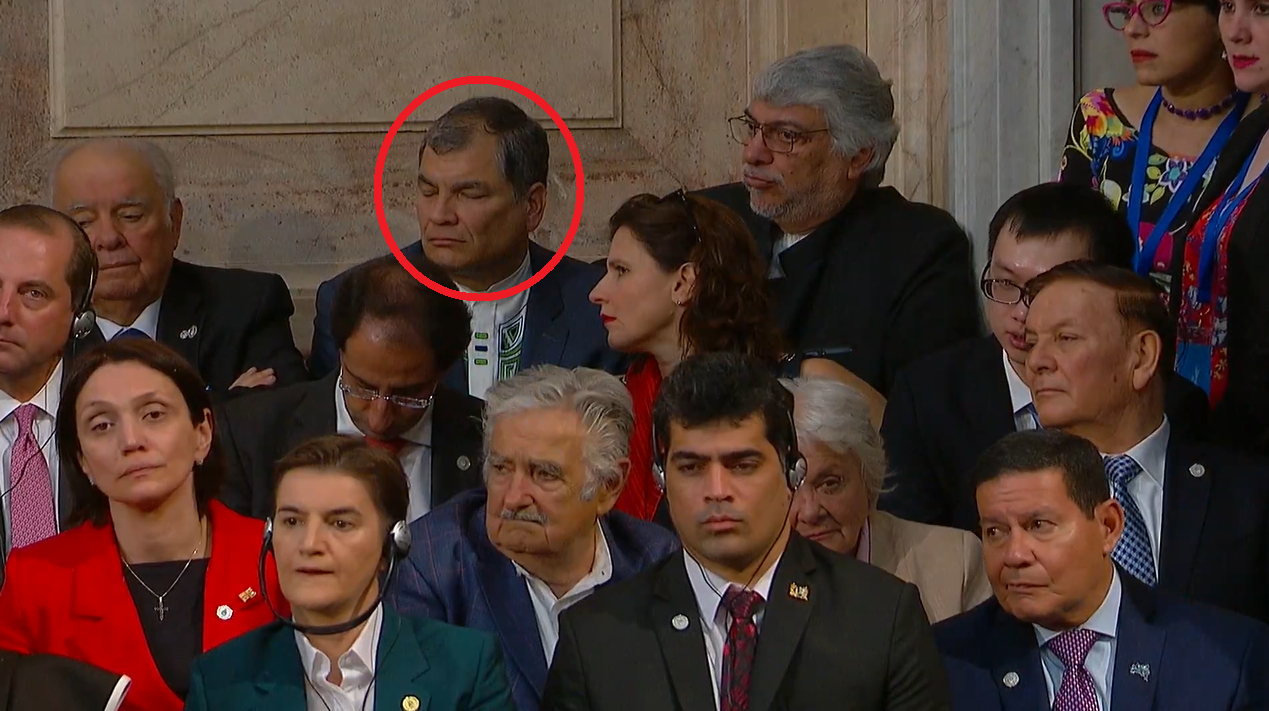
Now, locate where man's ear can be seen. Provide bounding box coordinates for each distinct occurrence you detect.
[845,146,875,181]
[1096,498,1125,557]
[1128,329,1162,392]
[594,459,629,515]
[169,198,184,249]
[523,183,548,233]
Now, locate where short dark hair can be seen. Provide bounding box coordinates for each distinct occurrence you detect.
[58,340,223,527]
[608,193,787,364]
[970,429,1110,519]
[272,434,409,530]
[330,253,472,371]
[1026,260,1175,375]
[419,97,549,200]
[652,352,796,469]
[0,204,97,310]
[987,183,1134,270]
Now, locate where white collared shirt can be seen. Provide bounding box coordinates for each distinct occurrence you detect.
[0,360,64,548]
[513,523,613,662]
[295,605,383,711]
[1100,418,1169,564]
[1002,350,1038,431]
[455,249,533,400]
[334,374,434,521]
[95,298,162,340]
[1034,569,1123,711]
[684,550,783,711]
[767,232,810,279]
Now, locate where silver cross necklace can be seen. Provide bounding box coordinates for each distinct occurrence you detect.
[121,521,205,622]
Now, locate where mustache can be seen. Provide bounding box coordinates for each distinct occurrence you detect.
[499,508,547,524]
[742,167,785,185]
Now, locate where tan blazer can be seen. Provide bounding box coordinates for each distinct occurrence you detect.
[867,510,992,622]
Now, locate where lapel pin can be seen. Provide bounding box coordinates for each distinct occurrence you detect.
[1188,463,1205,478]
[238,587,257,603]
[402,696,421,711]
[1002,671,1019,688]
[457,455,472,471]
[216,605,233,621]
[180,326,198,340]
[1130,663,1150,682]
[788,583,809,601]
[671,614,689,631]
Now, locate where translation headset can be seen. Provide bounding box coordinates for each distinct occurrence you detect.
[71,243,98,340]
[649,402,808,494]
[256,516,413,636]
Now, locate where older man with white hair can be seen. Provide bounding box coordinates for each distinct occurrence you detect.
[50,138,308,393]
[784,376,991,622]
[700,44,980,395]
[391,364,680,711]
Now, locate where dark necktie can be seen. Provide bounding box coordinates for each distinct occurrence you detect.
[720,587,763,711]
[112,328,150,341]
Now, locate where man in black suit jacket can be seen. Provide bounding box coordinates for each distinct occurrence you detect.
[51,139,308,394]
[935,429,1269,711]
[695,45,979,394]
[1017,261,1269,622]
[308,97,622,396]
[880,183,1211,531]
[543,353,948,711]
[216,254,484,521]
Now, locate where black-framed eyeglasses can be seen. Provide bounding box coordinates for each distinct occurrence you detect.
[727,115,831,154]
[979,263,1028,306]
[663,188,701,242]
[1102,0,1170,31]
[338,370,435,410]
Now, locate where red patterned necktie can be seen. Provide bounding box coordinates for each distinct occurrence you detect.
[720,587,763,711]
[365,436,408,458]
[9,404,57,549]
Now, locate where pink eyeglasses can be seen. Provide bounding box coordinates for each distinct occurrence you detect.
[1103,0,1172,31]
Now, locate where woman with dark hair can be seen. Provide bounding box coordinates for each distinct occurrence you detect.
[0,339,284,711]
[589,191,885,520]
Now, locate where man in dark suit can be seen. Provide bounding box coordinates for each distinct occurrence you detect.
[0,650,130,711]
[1016,261,1269,623]
[309,97,622,397]
[216,253,484,521]
[696,45,979,394]
[51,138,309,394]
[543,352,949,711]
[0,205,97,561]
[390,365,680,711]
[879,183,1211,532]
[935,429,1269,711]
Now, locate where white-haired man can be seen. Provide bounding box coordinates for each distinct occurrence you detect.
[50,138,309,393]
[699,44,979,395]
[390,365,680,711]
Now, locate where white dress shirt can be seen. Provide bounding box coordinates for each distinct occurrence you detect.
[1034,569,1123,711]
[684,550,783,711]
[333,374,433,522]
[1002,350,1039,431]
[766,232,811,279]
[0,360,63,547]
[456,250,533,400]
[513,523,613,662]
[295,605,383,711]
[1100,418,1169,565]
[94,298,162,340]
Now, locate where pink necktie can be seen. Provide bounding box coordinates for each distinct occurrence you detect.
[9,404,57,549]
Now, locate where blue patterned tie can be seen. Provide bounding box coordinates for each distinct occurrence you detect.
[1103,455,1157,586]
[112,328,150,341]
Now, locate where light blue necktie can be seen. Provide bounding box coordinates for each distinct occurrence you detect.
[1103,455,1157,586]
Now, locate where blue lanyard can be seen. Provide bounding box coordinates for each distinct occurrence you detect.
[1198,146,1267,303]
[1128,89,1249,277]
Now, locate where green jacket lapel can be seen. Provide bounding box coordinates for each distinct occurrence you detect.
[374,608,432,711]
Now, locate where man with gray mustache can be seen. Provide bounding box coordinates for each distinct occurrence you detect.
[697,44,980,396]
[390,365,680,711]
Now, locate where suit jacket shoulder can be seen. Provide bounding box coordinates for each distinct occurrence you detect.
[868,511,992,623]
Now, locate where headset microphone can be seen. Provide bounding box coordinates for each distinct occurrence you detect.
[257,517,412,636]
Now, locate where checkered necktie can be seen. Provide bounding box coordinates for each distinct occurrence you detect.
[1048,628,1102,711]
[720,587,763,711]
[1103,455,1157,586]
[9,404,57,549]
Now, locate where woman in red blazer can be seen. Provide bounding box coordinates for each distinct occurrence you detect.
[0,339,285,711]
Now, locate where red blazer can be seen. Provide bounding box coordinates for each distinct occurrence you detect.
[0,500,286,711]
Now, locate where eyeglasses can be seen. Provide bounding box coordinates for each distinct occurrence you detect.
[663,189,701,241]
[727,116,830,154]
[338,378,434,410]
[979,264,1027,305]
[1102,0,1171,31]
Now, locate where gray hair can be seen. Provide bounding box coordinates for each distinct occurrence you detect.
[753,45,899,188]
[419,97,549,201]
[781,376,890,507]
[49,138,179,214]
[483,365,634,501]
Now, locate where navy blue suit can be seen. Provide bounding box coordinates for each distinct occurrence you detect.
[388,489,681,711]
[308,242,625,388]
[934,574,1269,711]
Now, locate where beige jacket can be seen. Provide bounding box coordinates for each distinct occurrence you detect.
[867,510,992,623]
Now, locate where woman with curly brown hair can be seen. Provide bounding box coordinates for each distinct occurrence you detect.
[589,190,884,521]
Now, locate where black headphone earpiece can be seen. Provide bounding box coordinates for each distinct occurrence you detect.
[70,256,97,340]
[651,406,806,493]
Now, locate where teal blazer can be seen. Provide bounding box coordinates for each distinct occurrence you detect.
[183,606,514,711]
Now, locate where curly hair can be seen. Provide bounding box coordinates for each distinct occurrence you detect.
[607,192,787,365]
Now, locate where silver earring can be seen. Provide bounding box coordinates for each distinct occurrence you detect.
[1223,50,1229,60]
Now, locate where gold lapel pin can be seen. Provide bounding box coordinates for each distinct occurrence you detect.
[238,587,257,603]
[402,695,421,711]
[788,583,809,601]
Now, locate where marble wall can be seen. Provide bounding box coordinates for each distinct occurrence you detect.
[3,0,958,350]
